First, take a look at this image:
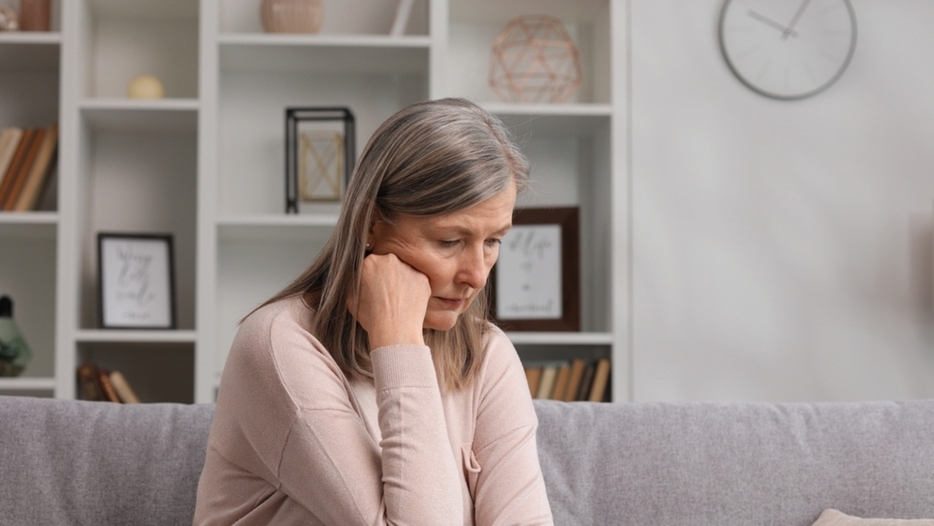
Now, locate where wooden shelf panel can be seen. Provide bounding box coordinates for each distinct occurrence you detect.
[218,34,430,74]
[0,213,58,239]
[0,377,57,391]
[217,214,337,242]
[0,34,61,70]
[80,99,199,132]
[506,332,614,346]
[75,330,198,344]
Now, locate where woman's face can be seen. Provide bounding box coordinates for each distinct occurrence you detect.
[369,182,517,331]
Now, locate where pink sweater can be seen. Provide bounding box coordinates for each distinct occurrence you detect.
[193,296,553,525]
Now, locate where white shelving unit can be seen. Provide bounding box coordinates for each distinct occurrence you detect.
[0,0,628,404]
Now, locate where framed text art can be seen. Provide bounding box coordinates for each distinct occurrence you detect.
[98,233,176,329]
[491,207,580,331]
[285,107,356,213]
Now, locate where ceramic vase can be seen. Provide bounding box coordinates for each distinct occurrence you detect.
[0,296,31,377]
[261,0,323,34]
[19,0,50,31]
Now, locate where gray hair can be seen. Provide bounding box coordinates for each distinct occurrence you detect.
[265,98,529,389]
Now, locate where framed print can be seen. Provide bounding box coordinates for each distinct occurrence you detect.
[98,233,176,329]
[490,207,580,331]
[285,107,356,213]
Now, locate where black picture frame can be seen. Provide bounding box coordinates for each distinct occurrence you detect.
[97,233,176,330]
[285,107,356,213]
[490,207,580,332]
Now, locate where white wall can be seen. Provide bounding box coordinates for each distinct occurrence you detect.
[630,0,934,402]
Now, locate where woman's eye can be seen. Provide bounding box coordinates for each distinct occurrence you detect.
[439,240,459,248]
[485,238,502,247]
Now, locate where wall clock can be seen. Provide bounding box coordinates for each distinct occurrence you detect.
[719,0,857,100]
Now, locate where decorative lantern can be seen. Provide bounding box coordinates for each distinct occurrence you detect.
[489,15,582,104]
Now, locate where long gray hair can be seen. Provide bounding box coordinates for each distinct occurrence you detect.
[264,98,529,390]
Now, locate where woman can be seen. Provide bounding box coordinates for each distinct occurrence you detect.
[193,98,554,525]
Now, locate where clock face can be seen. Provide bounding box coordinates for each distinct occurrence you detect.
[719,0,857,100]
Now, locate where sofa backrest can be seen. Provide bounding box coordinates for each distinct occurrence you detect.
[0,396,213,525]
[2,396,933,525]
[533,399,934,526]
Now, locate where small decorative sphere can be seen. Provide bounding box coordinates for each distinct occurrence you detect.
[127,74,165,100]
[489,15,583,104]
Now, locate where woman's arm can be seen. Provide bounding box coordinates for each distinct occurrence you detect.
[469,329,554,525]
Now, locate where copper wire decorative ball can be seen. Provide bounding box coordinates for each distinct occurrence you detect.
[489,15,582,104]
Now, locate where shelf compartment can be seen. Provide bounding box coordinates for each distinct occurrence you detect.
[0,235,57,379]
[217,67,426,216]
[79,98,199,132]
[76,125,197,330]
[82,0,199,99]
[447,0,611,104]
[219,34,430,74]
[77,339,194,403]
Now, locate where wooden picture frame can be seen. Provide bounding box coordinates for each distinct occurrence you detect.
[490,207,580,331]
[98,233,176,329]
[285,107,355,213]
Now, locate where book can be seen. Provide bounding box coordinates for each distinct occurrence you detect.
[524,366,542,398]
[588,358,612,402]
[13,124,58,211]
[550,364,571,400]
[0,128,36,208]
[2,128,45,210]
[109,370,141,404]
[77,362,104,401]
[0,128,23,186]
[575,360,597,401]
[97,367,121,403]
[563,358,588,402]
[535,365,559,399]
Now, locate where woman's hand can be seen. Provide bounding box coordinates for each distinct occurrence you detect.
[348,252,431,349]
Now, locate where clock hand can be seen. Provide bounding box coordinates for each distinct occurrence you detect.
[746,10,798,37]
[783,0,813,39]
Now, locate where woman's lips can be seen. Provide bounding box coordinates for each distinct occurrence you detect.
[436,297,466,309]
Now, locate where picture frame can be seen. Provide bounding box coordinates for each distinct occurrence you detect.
[98,233,176,329]
[285,107,356,213]
[490,207,580,332]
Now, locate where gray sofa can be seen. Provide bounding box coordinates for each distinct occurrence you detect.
[1,395,932,525]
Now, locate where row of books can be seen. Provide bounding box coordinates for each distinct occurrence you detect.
[525,357,611,403]
[0,124,59,212]
[77,362,141,403]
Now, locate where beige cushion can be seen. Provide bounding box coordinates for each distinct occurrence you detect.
[814,509,934,525]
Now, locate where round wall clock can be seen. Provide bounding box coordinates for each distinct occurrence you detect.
[719,0,857,100]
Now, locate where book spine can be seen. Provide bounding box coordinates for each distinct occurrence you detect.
[13,124,58,211]
[109,370,141,404]
[2,128,44,210]
[0,128,24,183]
[0,128,35,207]
[535,365,558,399]
[588,358,612,402]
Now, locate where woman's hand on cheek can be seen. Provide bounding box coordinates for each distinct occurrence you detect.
[348,253,431,349]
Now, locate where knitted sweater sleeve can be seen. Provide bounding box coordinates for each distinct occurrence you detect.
[275,343,463,525]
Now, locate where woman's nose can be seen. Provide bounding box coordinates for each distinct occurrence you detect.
[457,245,489,290]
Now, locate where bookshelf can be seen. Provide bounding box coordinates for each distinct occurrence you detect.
[0,0,628,404]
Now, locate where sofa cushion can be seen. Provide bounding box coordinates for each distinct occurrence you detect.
[533,399,934,526]
[0,396,214,525]
[813,509,934,525]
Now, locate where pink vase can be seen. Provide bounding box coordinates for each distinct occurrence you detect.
[19,0,50,32]
[261,0,323,34]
